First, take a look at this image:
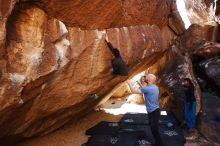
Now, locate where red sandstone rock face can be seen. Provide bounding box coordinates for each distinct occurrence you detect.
[38,0,173,29]
[184,0,217,25]
[0,0,16,21]
[215,0,220,16]
[193,41,220,59]
[1,0,219,144]
[178,24,218,51]
[0,3,168,139]
[0,0,16,57]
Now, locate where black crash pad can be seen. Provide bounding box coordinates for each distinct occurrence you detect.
[85,113,185,146]
[84,134,153,146]
[120,113,149,125]
[86,121,121,135]
[160,125,185,143]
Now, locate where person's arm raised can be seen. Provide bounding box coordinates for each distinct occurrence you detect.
[105,34,115,52]
[106,42,115,53]
[126,80,142,94]
[136,81,143,88]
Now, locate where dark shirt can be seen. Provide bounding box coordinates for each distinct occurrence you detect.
[107,42,128,76]
[184,84,196,102]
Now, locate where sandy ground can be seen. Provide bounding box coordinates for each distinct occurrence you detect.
[17,110,122,146]
[17,98,134,146]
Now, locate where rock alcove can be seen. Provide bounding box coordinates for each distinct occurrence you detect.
[0,0,220,145]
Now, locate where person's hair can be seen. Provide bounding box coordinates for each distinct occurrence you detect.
[146,74,157,83]
[183,78,194,86]
[140,76,146,83]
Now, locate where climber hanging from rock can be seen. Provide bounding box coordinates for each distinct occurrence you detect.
[105,34,128,76]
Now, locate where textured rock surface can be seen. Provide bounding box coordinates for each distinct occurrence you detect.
[199,91,220,144]
[0,0,16,64]
[37,0,173,29]
[215,0,220,15]
[184,0,217,25]
[193,41,220,59]
[198,57,220,90]
[111,83,129,98]
[0,2,168,140]
[178,24,218,51]
[1,0,220,145]
[0,0,16,38]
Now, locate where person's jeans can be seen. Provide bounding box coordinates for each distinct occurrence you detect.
[184,101,196,129]
[148,108,163,146]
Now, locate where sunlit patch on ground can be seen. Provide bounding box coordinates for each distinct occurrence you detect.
[97,98,147,115]
[98,97,168,116]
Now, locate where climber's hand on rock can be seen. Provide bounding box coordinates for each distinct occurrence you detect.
[105,33,109,42]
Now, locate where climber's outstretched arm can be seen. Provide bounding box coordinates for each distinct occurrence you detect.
[105,40,115,53]
[126,80,142,94]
